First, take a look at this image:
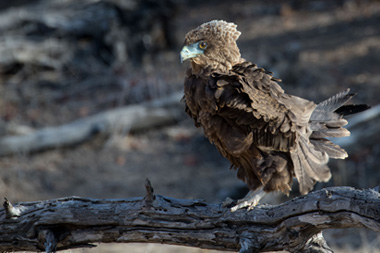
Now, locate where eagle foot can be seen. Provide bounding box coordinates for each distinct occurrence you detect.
[230,186,266,212]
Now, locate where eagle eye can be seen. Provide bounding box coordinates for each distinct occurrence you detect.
[198,41,207,49]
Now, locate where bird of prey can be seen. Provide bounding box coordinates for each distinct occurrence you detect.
[180,20,369,211]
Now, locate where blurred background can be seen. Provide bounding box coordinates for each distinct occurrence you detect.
[0,0,379,252]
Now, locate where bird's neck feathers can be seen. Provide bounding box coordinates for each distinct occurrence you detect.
[189,46,242,76]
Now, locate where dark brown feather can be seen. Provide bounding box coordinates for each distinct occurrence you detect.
[182,20,368,196]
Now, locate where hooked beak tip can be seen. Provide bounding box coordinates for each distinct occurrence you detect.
[180,44,203,63]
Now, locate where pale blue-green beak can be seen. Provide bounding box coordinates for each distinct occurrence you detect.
[180,43,204,63]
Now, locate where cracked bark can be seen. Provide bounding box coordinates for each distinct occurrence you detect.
[1,183,380,252]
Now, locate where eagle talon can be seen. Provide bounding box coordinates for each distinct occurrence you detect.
[230,200,257,212]
[230,186,266,212]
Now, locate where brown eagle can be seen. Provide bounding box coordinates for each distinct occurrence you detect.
[180,20,369,211]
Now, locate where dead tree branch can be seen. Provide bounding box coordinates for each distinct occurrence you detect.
[1,184,380,252]
[0,92,183,156]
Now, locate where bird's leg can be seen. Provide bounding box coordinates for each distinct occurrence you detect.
[230,186,266,212]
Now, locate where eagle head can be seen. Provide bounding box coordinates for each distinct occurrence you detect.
[181,20,242,72]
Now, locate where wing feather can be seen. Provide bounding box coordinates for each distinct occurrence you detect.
[184,60,352,195]
[208,63,300,154]
[208,62,334,194]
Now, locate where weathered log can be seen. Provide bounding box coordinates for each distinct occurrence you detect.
[0,92,183,156]
[1,182,380,252]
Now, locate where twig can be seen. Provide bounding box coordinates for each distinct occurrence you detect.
[3,198,22,219]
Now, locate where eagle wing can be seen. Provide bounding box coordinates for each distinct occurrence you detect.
[207,62,306,152]
[202,62,331,194]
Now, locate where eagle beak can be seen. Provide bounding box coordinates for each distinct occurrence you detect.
[180,43,204,63]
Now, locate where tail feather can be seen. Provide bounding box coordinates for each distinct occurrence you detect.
[310,139,347,159]
[310,89,366,139]
[310,127,350,139]
[325,119,347,128]
[291,136,331,195]
[292,89,369,195]
[312,89,353,118]
[335,104,371,116]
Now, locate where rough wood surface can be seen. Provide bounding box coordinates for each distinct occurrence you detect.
[0,92,183,156]
[1,184,380,252]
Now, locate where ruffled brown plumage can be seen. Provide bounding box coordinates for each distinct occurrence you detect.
[181,20,369,206]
